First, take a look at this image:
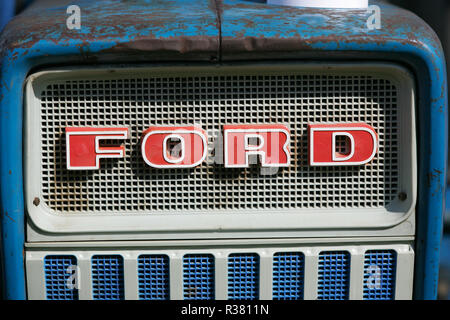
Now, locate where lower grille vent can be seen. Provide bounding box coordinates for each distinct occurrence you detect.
[138,255,170,300]
[318,251,351,300]
[363,250,397,300]
[28,244,413,300]
[228,253,259,300]
[273,252,305,300]
[44,255,79,300]
[91,255,124,300]
[183,254,215,300]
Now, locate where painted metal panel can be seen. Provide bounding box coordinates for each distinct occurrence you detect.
[0,0,15,32]
[0,0,447,299]
[0,0,220,300]
[220,0,448,300]
[25,242,414,300]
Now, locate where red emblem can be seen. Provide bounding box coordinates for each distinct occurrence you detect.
[141,126,208,168]
[223,124,290,168]
[65,127,129,170]
[66,123,378,170]
[308,123,378,166]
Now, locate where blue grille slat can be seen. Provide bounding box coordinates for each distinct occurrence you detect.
[273,252,305,300]
[363,250,397,300]
[44,255,79,300]
[138,255,170,300]
[228,253,259,300]
[183,254,215,300]
[318,251,350,300]
[91,255,125,300]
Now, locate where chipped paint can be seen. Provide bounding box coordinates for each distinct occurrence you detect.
[0,0,447,299]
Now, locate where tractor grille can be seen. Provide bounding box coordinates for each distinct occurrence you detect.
[318,251,351,300]
[44,255,79,300]
[228,253,260,300]
[183,254,215,300]
[363,250,397,300]
[272,252,305,300]
[91,255,125,300]
[138,255,170,300]
[28,245,412,300]
[37,68,400,214]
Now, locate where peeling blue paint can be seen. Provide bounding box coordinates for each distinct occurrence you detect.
[0,0,447,299]
[220,0,448,300]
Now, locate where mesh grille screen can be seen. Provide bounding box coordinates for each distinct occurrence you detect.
[183,254,215,300]
[91,255,124,300]
[44,255,79,300]
[273,252,305,300]
[38,71,399,214]
[228,253,259,300]
[138,255,170,300]
[33,247,405,300]
[363,250,396,300]
[318,251,351,300]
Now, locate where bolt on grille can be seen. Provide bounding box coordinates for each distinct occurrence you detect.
[38,70,399,214]
[44,255,79,300]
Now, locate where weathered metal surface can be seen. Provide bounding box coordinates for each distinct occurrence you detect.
[220,0,448,300]
[0,0,16,32]
[0,0,220,300]
[0,0,220,63]
[0,0,447,299]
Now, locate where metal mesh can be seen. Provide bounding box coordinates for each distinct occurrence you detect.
[44,255,79,300]
[318,251,351,300]
[273,252,304,300]
[228,253,259,300]
[33,246,404,300]
[38,71,399,214]
[183,254,215,300]
[138,255,170,300]
[363,250,396,300]
[91,255,124,300]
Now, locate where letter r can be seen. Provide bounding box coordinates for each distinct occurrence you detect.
[223,124,290,168]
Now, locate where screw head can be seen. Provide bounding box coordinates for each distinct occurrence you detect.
[33,197,40,206]
[398,192,407,201]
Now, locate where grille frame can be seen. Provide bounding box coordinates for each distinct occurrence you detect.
[26,242,415,300]
[24,63,416,235]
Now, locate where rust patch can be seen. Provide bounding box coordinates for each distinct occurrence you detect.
[102,36,219,55]
[3,211,15,223]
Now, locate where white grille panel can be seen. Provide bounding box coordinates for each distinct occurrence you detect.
[25,242,415,300]
[36,66,401,215]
